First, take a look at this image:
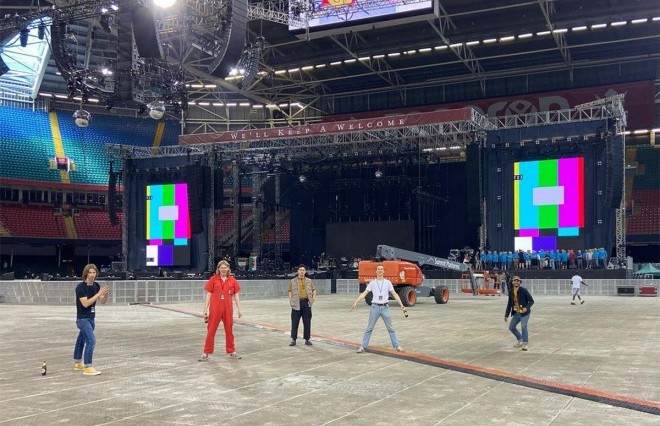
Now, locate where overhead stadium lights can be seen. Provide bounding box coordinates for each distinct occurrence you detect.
[153,0,176,8]
[73,109,91,127]
[147,100,166,120]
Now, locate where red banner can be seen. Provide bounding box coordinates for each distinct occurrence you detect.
[323,81,655,130]
[180,108,473,145]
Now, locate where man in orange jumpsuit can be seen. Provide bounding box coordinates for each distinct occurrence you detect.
[200,260,243,360]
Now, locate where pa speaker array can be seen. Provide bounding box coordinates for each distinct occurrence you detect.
[208,0,248,77]
[605,135,624,209]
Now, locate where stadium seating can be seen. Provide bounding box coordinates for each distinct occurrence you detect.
[628,146,660,236]
[0,204,67,238]
[0,108,59,182]
[73,210,122,240]
[0,106,179,186]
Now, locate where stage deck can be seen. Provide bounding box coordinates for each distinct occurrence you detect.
[1,294,658,425]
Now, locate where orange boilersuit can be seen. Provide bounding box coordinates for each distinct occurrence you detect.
[203,275,241,354]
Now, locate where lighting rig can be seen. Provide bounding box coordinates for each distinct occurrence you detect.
[1,1,189,122]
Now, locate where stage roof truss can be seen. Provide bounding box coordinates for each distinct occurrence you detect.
[493,94,626,129]
[106,95,625,162]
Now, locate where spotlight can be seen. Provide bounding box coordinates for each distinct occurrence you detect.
[298,175,306,183]
[147,100,166,120]
[73,109,91,127]
[153,0,177,8]
[19,28,29,47]
[374,170,383,178]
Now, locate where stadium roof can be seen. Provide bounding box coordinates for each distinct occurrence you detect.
[1,0,658,118]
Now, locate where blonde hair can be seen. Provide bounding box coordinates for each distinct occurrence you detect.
[82,263,99,280]
[216,260,231,274]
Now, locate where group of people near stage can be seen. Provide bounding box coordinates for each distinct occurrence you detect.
[71,262,587,375]
[476,247,608,271]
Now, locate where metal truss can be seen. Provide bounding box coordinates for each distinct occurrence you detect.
[108,95,625,167]
[536,0,572,68]
[0,1,126,33]
[494,94,626,129]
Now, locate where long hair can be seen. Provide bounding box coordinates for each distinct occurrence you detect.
[82,263,98,281]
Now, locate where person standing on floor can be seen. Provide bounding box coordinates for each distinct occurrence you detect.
[73,263,110,376]
[504,275,534,351]
[571,274,588,305]
[351,264,407,353]
[288,264,317,346]
[200,260,243,361]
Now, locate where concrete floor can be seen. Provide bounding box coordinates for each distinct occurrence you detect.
[0,293,658,425]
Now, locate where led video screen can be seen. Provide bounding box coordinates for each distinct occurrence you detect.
[513,157,584,252]
[145,183,191,267]
[289,0,433,32]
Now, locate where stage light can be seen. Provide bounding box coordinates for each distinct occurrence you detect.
[73,109,91,127]
[298,175,306,183]
[147,100,166,120]
[137,104,147,115]
[19,28,29,47]
[153,0,176,8]
[374,170,383,178]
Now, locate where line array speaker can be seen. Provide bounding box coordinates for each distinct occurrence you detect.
[185,164,204,234]
[605,134,624,209]
[131,4,163,59]
[466,144,481,225]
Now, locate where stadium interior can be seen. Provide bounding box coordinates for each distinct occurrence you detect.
[0,0,658,279]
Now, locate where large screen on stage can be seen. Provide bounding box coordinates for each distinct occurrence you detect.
[513,157,584,252]
[145,183,191,266]
[289,0,434,32]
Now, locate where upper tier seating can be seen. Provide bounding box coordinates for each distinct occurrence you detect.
[1,106,179,185]
[0,108,59,183]
[633,146,660,190]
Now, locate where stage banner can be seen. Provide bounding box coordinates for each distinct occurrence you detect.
[179,108,473,145]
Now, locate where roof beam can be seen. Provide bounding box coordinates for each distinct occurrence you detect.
[429,2,486,92]
[537,0,573,73]
[329,33,406,93]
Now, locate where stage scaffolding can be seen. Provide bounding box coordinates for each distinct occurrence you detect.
[105,95,627,270]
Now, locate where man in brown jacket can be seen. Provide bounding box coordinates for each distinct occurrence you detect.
[288,264,316,346]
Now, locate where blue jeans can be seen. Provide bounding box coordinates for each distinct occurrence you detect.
[362,305,399,349]
[74,318,96,365]
[508,313,530,344]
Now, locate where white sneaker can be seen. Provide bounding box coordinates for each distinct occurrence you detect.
[521,344,529,351]
[513,341,523,348]
[356,346,365,353]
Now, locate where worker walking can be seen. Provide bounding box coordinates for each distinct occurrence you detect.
[571,274,588,305]
[352,264,407,353]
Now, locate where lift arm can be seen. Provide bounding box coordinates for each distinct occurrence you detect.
[376,245,478,289]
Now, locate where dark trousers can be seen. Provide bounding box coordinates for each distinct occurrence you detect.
[291,299,312,341]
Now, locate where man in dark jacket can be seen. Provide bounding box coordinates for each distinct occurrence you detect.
[504,275,534,351]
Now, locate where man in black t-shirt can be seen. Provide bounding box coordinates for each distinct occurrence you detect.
[73,264,109,376]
